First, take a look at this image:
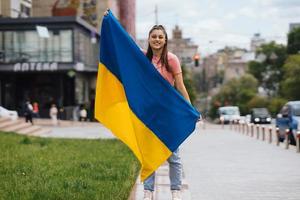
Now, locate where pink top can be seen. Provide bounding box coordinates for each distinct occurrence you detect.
[143,51,182,86]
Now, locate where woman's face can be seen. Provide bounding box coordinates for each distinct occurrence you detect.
[148,29,166,51]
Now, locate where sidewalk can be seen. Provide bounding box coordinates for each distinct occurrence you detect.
[128,122,207,200]
[181,123,300,200]
[129,122,300,200]
[129,162,191,200]
[33,118,115,139]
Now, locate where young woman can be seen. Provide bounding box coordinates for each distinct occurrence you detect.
[142,24,191,200]
[103,10,191,200]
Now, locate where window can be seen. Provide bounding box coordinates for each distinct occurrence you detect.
[0,32,3,62]
[20,4,31,17]
[76,31,98,66]
[0,30,73,63]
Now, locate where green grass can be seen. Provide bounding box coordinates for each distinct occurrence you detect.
[0,132,140,200]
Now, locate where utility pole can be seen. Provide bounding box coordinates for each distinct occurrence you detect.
[155,4,158,25]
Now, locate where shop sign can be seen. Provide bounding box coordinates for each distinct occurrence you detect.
[13,62,58,72]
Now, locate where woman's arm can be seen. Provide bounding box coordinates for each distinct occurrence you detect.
[174,73,191,103]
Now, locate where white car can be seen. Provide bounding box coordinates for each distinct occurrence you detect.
[218,106,241,123]
[0,106,18,121]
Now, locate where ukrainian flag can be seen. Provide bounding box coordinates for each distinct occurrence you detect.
[95,10,200,181]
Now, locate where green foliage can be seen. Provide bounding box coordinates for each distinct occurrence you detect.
[208,95,221,119]
[239,74,259,89]
[20,137,32,145]
[248,41,287,96]
[268,97,287,116]
[0,132,140,200]
[248,61,264,83]
[247,96,269,109]
[281,55,300,100]
[192,71,206,94]
[182,65,197,104]
[287,27,300,55]
[236,89,257,114]
[209,74,258,118]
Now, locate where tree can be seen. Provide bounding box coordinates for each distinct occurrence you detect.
[247,96,269,110]
[247,41,287,96]
[287,27,300,54]
[248,61,264,84]
[281,55,300,100]
[268,98,287,116]
[192,71,205,94]
[181,65,197,104]
[208,74,258,118]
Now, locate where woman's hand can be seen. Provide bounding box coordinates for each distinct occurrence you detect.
[197,115,202,122]
[104,9,109,16]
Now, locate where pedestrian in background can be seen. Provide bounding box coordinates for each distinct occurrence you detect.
[24,100,34,125]
[79,105,87,122]
[33,102,40,118]
[49,104,58,126]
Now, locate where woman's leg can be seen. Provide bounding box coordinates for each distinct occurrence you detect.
[143,172,156,191]
[168,148,182,190]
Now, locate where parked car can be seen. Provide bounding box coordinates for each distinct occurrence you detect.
[218,106,240,124]
[250,108,272,124]
[276,101,300,145]
[0,106,18,120]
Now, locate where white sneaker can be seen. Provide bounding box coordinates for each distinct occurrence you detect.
[171,190,182,200]
[143,190,153,200]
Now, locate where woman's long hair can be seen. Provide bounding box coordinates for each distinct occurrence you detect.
[146,25,170,72]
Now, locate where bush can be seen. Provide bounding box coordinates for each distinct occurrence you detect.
[268,98,287,116]
[247,96,269,110]
[209,74,258,118]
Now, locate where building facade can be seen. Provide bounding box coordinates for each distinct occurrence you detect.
[201,47,255,94]
[119,0,135,38]
[168,25,198,68]
[32,0,135,37]
[250,33,266,52]
[0,0,32,18]
[0,16,99,119]
[224,51,255,81]
[201,53,219,92]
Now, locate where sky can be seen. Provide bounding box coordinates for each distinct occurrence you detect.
[136,0,300,56]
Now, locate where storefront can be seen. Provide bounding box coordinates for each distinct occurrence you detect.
[0,16,99,119]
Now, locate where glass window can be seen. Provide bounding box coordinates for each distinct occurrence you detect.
[60,31,72,62]
[76,31,98,67]
[292,104,300,116]
[0,32,3,62]
[0,30,73,63]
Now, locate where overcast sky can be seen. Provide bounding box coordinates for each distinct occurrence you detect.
[136,0,300,55]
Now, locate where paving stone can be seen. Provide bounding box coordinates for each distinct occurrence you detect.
[181,123,300,200]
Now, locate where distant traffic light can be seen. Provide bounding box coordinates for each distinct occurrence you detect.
[193,53,200,67]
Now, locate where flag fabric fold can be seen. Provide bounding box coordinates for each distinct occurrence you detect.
[95,10,200,181]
